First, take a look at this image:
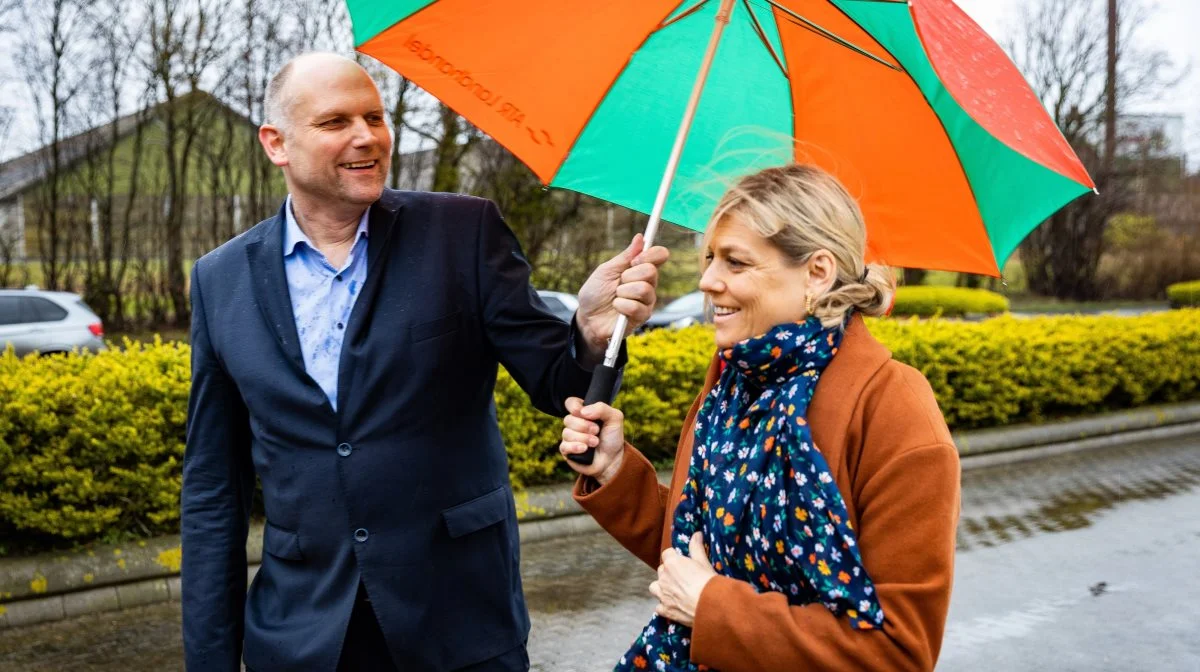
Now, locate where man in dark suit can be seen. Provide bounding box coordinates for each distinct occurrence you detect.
[181,52,667,672]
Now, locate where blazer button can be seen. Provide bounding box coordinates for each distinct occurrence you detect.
[336,443,352,457]
[353,528,369,543]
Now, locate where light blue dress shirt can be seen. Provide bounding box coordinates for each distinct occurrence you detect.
[283,196,370,411]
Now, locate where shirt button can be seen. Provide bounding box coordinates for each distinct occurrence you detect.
[336,322,344,330]
[335,275,343,282]
[336,443,352,457]
[353,528,369,543]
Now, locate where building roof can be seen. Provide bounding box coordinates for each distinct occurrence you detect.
[0,91,250,201]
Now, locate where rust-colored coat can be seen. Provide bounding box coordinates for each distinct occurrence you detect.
[574,316,961,671]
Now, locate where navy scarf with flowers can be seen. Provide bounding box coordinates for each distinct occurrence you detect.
[615,318,884,672]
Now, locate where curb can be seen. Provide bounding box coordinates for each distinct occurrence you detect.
[3,401,1199,629]
[950,402,1200,456]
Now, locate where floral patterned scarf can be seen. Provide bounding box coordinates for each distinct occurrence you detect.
[615,317,884,672]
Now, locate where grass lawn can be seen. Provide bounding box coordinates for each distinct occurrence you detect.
[109,328,190,345]
[1006,297,1169,314]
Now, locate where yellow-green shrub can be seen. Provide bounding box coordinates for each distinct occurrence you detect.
[500,310,1200,482]
[1167,280,1200,307]
[0,340,189,549]
[867,311,1200,428]
[3,310,1199,549]
[892,286,1009,317]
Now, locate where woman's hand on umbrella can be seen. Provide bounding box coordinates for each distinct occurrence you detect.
[576,233,670,357]
[650,533,717,627]
[560,397,625,484]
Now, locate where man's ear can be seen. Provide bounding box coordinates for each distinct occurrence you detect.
[258,124,288,167]
[806,249,839,297]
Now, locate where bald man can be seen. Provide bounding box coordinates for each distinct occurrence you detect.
[181,53,667,672]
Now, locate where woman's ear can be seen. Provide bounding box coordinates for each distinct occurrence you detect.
[806,249,838,297]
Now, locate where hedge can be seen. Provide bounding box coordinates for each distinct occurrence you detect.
[2,310,1199,551]
[0,340,189,552]
[1167,280,1200,308]
[891,286,1009,317]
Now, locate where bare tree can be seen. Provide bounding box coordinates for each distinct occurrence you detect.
[71,1,152,328]
[372,67,417,191]
[16,0,96,290]
[421,104,479,193]
[145,0,228,324]
[1011,0,1179,300]
[467,140,585,264]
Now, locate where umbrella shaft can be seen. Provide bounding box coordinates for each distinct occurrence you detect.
[602,0,736,367]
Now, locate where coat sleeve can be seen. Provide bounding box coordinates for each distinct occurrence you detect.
[475,199,605,417]
[181,264,256,672]
[689,441,961,672]
[572,444,669,568]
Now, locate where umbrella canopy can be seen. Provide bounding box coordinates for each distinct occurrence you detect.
[347,0,1094,276]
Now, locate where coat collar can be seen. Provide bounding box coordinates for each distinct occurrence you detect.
[665,314,892,547]
[695,314,892,408]
[244,190,405,405]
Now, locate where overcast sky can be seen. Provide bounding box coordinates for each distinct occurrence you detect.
[1,0,1197,168]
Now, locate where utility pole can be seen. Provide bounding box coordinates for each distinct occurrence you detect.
[1103,0,1118,176]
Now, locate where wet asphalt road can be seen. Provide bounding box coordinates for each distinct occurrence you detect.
[2,433,1199,671]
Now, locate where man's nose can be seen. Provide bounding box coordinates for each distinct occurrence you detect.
[350,118,378,147]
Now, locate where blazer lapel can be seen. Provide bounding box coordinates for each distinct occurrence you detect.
[246,208,309,381]
[335,192,404,411]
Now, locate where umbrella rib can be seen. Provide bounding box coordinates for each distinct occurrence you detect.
[759,0,902,71]
[659,0,712,30]
[742,0,789,78]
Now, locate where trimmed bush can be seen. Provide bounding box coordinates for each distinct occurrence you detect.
[1167,280,1200,308]
[0,340,189,550]
[2,310,1199,550]
[866,312,1200,429]
[892,286,1009,317]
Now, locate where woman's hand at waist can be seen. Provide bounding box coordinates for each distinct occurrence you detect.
[559,397,626,485]
[650,532,717,627]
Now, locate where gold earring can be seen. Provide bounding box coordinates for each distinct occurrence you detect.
[805,294,814,315]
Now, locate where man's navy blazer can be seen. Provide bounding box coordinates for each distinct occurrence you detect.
[182,189,596,671]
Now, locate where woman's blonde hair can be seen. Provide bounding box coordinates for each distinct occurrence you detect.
[703,164,895,329]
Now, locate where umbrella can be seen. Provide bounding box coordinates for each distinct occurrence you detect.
[346,0,1094,461]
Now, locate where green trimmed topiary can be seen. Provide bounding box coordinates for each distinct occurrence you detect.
[891,286,1009,318]
[1167,280,1200,308]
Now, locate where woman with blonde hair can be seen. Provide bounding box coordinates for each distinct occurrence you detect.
[560,164,960,671]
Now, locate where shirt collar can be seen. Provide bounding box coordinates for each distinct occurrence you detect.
[283,194,370,258]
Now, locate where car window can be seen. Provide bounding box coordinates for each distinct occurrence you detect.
[665,292,704,313]
[24,297,69,323]
[540,296,564,312]
[0,297,21,325]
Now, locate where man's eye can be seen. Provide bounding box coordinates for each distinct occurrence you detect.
[727,257,745,268]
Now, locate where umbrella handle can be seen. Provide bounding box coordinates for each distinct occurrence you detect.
[570,0,735,467]
[565,363,620,466]
[595,0,734,371]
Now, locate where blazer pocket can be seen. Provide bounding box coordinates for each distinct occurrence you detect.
[263,521,304,561]
[442,485,510,539]
[411,311,461,344]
